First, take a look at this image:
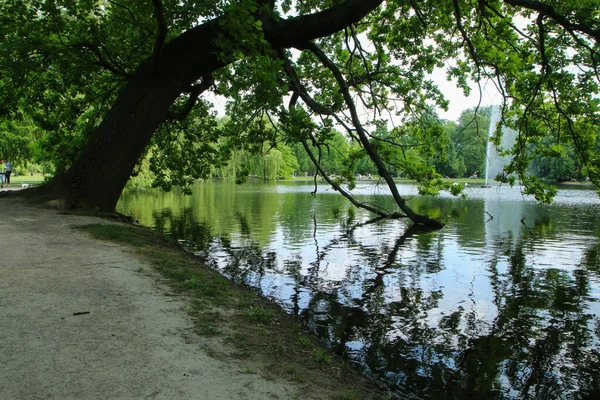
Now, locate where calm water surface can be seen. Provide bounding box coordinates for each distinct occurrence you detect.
[117,181,600,399]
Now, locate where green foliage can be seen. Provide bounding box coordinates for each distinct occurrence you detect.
[2,0,600,205]
[521,175,559,204]
[246,305,272,324]
[125,152,154,191]
[313,348,332,364]
[447,108,490,177]
[149,100,223,193]
[0,0,155,170]
[298,335,313,348]
[0,117,40,164]
[211,113,300,181]
[529,126,599,183]
[215,144,296,181]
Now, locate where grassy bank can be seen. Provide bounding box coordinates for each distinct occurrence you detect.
[4,173,47,186]
[78,223,391,400]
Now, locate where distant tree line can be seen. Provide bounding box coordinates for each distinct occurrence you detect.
[4,105,596,187]
[195,106,598,184]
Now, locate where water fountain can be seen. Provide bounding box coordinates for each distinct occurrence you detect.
[483,105,517,187]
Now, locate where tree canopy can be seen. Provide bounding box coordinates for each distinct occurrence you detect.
[1,0,599,226]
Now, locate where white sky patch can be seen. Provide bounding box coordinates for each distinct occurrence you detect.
[429,69,505,121]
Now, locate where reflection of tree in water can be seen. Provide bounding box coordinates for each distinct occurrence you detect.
[465,228,600,400]
[152,207,600,399]
[218,237,277,287]
[152,207,213,256]
[299,223,448,398]
[298,221,600,399]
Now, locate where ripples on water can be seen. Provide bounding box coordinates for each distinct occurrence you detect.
[118,181,600,399]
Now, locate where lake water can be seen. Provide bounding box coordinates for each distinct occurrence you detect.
[117,180,600,399]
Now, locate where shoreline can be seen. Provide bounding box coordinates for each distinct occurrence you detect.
[0,197,387,399]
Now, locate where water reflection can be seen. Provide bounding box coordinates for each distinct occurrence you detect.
[117,181,600,398]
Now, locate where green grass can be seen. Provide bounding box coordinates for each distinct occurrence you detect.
[5,174,47,186]
[443,177,487,185]
[298,335,314,348]
[313,348,332,364]
[246,305,272,324]
[77,222,387,399]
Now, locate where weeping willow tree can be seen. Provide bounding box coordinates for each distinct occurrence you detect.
[1,0,599,228]
[214,145,296,182]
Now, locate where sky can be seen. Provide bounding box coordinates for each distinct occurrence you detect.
[429,70,504,122]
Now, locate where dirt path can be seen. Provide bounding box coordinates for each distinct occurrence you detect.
[0,197,307,399]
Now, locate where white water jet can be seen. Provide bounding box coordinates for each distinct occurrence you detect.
[484,105,517,187]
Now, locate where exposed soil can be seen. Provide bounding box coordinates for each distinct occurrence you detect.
[0,194,331,399]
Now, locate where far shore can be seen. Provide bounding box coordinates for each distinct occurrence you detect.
[3,173,595,193]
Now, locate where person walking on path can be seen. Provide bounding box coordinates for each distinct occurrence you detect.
[4,159,12,184]
[0,159,5,189]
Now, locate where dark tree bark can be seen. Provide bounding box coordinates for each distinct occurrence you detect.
[43,19,226,210]
[29,0,384,211]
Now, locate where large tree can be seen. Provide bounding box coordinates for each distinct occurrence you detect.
[1,0,599,224]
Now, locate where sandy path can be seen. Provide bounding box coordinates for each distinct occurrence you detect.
[0,197,303,399]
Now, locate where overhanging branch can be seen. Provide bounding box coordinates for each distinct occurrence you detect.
[166,74,214,121]
[301,139,397,218]
[304,41,444,228]
[287,88,401,219]
[150,0,168,65]
[503,0,600,43]
[265,0,384,49]
[279,51,336,116]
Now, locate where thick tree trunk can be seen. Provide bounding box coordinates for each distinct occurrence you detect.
[34,0,384,211]
[49,20,226,211]
[56,66,183,210]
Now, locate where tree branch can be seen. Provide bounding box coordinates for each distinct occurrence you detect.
[165,75,214,121]
[304,41,444,228]
[84,42,130,77]
[106,0,137,22]
[301,139,393,218]
[158,0,384,90]
[286,89,399,218]
[279,51,336,115]
[150,0,168,65]
[264,0,384,49]
[503,0,600,43]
